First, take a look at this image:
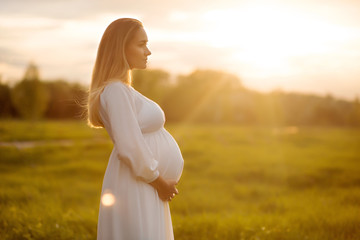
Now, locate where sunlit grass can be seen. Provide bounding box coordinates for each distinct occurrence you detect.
[0,119,108,141]
[0,120,360,239]
[168,124,360,239]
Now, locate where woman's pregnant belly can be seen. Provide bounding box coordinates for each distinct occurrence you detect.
[143,128,184,182]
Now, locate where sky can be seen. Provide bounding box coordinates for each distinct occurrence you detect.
[1,0,360,100]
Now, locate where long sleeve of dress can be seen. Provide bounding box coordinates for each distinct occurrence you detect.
[100,82,160,183]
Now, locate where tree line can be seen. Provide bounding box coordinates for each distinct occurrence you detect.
[1,62,360,126]
[0,63,87,120]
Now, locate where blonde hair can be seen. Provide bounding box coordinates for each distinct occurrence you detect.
[86,18,143,128]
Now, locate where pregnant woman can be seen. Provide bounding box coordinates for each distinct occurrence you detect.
[86,18,184,240]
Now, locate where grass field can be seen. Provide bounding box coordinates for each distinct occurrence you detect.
[0,120,360,240]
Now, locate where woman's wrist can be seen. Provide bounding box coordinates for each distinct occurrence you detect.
[149,175,167,190]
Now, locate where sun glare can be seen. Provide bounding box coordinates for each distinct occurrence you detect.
[200,4,356,73]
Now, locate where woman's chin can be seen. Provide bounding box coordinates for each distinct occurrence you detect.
[133,64,147,70]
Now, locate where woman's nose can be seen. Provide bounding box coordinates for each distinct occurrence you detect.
[146,47,151,56]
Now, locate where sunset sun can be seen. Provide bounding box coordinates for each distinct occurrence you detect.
[201,3,355,79]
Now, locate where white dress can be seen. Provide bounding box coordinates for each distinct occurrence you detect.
[97,80,184,240]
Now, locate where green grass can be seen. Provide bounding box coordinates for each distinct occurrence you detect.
[0,120,360,239]
[0,119,107,141]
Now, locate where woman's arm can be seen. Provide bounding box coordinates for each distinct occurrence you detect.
[101,82,159,183]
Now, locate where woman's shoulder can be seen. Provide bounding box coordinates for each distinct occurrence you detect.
[102,80,134,98]
[104,80,132,91]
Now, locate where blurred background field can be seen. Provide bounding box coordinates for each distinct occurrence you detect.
[1,64,360,239]
[1,120,359,240]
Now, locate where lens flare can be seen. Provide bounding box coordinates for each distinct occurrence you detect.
[101,193,115,206]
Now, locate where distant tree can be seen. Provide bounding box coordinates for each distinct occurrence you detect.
[3,63,359,126]
[281,93,312,125]
[69,82,88,119]
[132,69,172,105]
[44,80,72,118]
[231,90,258,124]
[348,97,360,126]
[311,94,344,125]
[0,80,15,117]
[163,69,243,122]
[254,90,286,126]
[44,80,88,119]
[10,62,49,119]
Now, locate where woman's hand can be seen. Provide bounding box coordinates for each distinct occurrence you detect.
[149,176,179,201]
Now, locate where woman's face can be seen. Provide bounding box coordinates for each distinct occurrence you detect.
[125,27,151,69]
